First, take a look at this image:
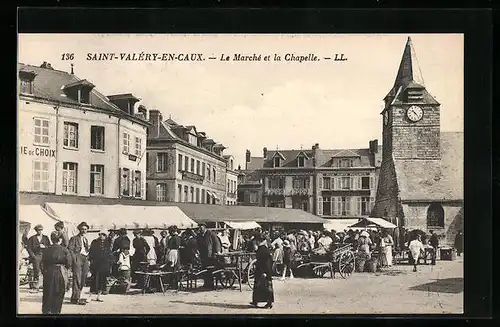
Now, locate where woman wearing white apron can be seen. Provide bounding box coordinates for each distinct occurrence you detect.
[142,229,158,266]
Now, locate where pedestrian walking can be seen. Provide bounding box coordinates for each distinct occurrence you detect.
[280,240,295,280]
[67,221,90,305]
[409,234,425,272]
[197,223,222,289]
[379,230,394,268]
[27,224,51,289]
[88,230,110,302]
[454,230,463,256]
[429,230,439,265]
[250,235,274,309]
[41,231,72,314]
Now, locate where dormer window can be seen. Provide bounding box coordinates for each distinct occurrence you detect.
[63,79,95,105]
[298,156,305,167]
[274,157,281,168]
[337,159,354,168]
[19,70,37,95]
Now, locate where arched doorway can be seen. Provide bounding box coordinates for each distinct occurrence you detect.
[427,203,445,228]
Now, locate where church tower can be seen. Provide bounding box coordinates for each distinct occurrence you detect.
[381,37,441,161]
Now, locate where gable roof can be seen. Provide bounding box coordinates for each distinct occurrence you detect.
[271,151,286,160]
[18,63,121,114]
[295,151,310,160]
[264,150,315,168]
[394,132,463,201]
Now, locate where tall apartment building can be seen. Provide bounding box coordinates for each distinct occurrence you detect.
[240,141,382,219]
[146,112,235,204]
[18,62,150,200]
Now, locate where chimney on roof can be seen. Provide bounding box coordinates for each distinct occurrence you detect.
[369,139,379,154]
[148,110,163,138]
[137,105,148,120]
[246,150,251,163]
[40,62,53,70]
[263,147,267,159]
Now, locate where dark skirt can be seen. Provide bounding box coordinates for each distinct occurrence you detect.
[252,274,274,303]
[42,265,66,314]
[90,268,108,294]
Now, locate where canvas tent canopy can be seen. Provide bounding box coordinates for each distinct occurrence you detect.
[19,205,71,237]
[349,217,397,229]
[223,221,261,230]
[44,203,198,232]
[323,219,359,232]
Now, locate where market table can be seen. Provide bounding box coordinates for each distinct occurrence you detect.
[134,271,173,295]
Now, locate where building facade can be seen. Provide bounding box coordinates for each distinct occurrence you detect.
[371,37,463,245]
[146,111,234,204]
[240,142,381,219]
[18,62,149,200]
[224,155,239,206]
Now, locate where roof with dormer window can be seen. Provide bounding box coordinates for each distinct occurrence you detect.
[295,151,310,160]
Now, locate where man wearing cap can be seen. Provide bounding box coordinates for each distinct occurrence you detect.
[54,221,69,248]
[112,228,131,253]
[27,224,51,289]
[68,222,91,305]
[196,223,222,289]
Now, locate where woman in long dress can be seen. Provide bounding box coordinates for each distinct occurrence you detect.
[42,231,72,314]
[250,236,274,309]
[409,234,425,272]
[142,229,158,266]
[379,230,394,268]
[88,230,111,302]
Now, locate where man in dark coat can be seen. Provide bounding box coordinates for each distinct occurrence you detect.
[27,224,51,289]
[67,222,91,305]
[429,230,439,265]
[250,235,274,309]
[113,228,131,252]
[54,222,69,248]
[42,231,72,314]
[454,230,463,256]
[88,230,110,302]
[197,224,222,288]
[131,230,150,284]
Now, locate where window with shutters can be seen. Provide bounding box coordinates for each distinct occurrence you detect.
[20,79,33,94]
[90,164,104,195]
[340,196,350,216]
[157,153,168,172]
[250,191,259,204]
[122,132,130,154]
[323,177,331,190]
[274,157,281,168]
[156,183,167,202]
[121,168,130,196]
[90,126,105,151]
[317,196,323,215]
[63,122,79,149]
[32,160,49,192]
[322,197,331,216]
[178,154,183,172]
[134,171,142,197]
[297,156,305,167]
[177,184,182,202]
[269,176,284,189]
[361,197,371,215]
[293,177,309,189]
[135,137,142,157]
[34,118,50,145]
[341,177,351,190]
[362,176,370,190]
[62,162,78,194]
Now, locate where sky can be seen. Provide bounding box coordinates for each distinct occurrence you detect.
[18,34,463,168]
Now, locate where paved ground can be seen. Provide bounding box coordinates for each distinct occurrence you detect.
[18,257,463,315]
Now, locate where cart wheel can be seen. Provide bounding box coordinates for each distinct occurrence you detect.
[312,266,328,278]
[247,259,256,289]
[219,271,236,288]
[339,251,355,279]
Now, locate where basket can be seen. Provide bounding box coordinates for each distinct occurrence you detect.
[364,258,378,273]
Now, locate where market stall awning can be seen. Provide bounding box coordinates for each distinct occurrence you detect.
[19,205,66,237]
[349,217,397,229]
[323,219,359,232]
[45,203,198,231]
[224,221,261,230]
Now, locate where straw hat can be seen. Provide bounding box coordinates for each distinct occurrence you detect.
[283,240,291,247]
[98,229,107,236]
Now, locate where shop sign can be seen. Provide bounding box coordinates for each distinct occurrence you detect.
[19,146,56,157]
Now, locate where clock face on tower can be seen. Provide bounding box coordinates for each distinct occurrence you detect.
[406,105,424,122]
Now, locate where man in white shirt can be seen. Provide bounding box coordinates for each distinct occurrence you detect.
[409,234,425,272]
[68,222,90,305]
[317,231,333,252]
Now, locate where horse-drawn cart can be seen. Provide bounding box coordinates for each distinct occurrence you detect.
[294,244,355,279]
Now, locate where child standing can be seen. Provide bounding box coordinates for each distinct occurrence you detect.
[281,240,294,280]
[117,249,131,292]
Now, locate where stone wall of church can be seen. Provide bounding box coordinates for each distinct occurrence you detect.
[401,202,463,246]
[371,157,401,219]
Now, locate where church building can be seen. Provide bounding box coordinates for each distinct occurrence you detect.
[371,37,463,245]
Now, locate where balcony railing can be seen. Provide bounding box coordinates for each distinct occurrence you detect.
[181,170,204,184]
[265,188,285,196]
[226,192,237,198]
[291,188,309,196]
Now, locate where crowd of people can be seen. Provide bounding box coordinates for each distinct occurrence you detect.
[19,220,464,314]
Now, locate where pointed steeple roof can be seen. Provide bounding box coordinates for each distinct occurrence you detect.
[386,37,425,99]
